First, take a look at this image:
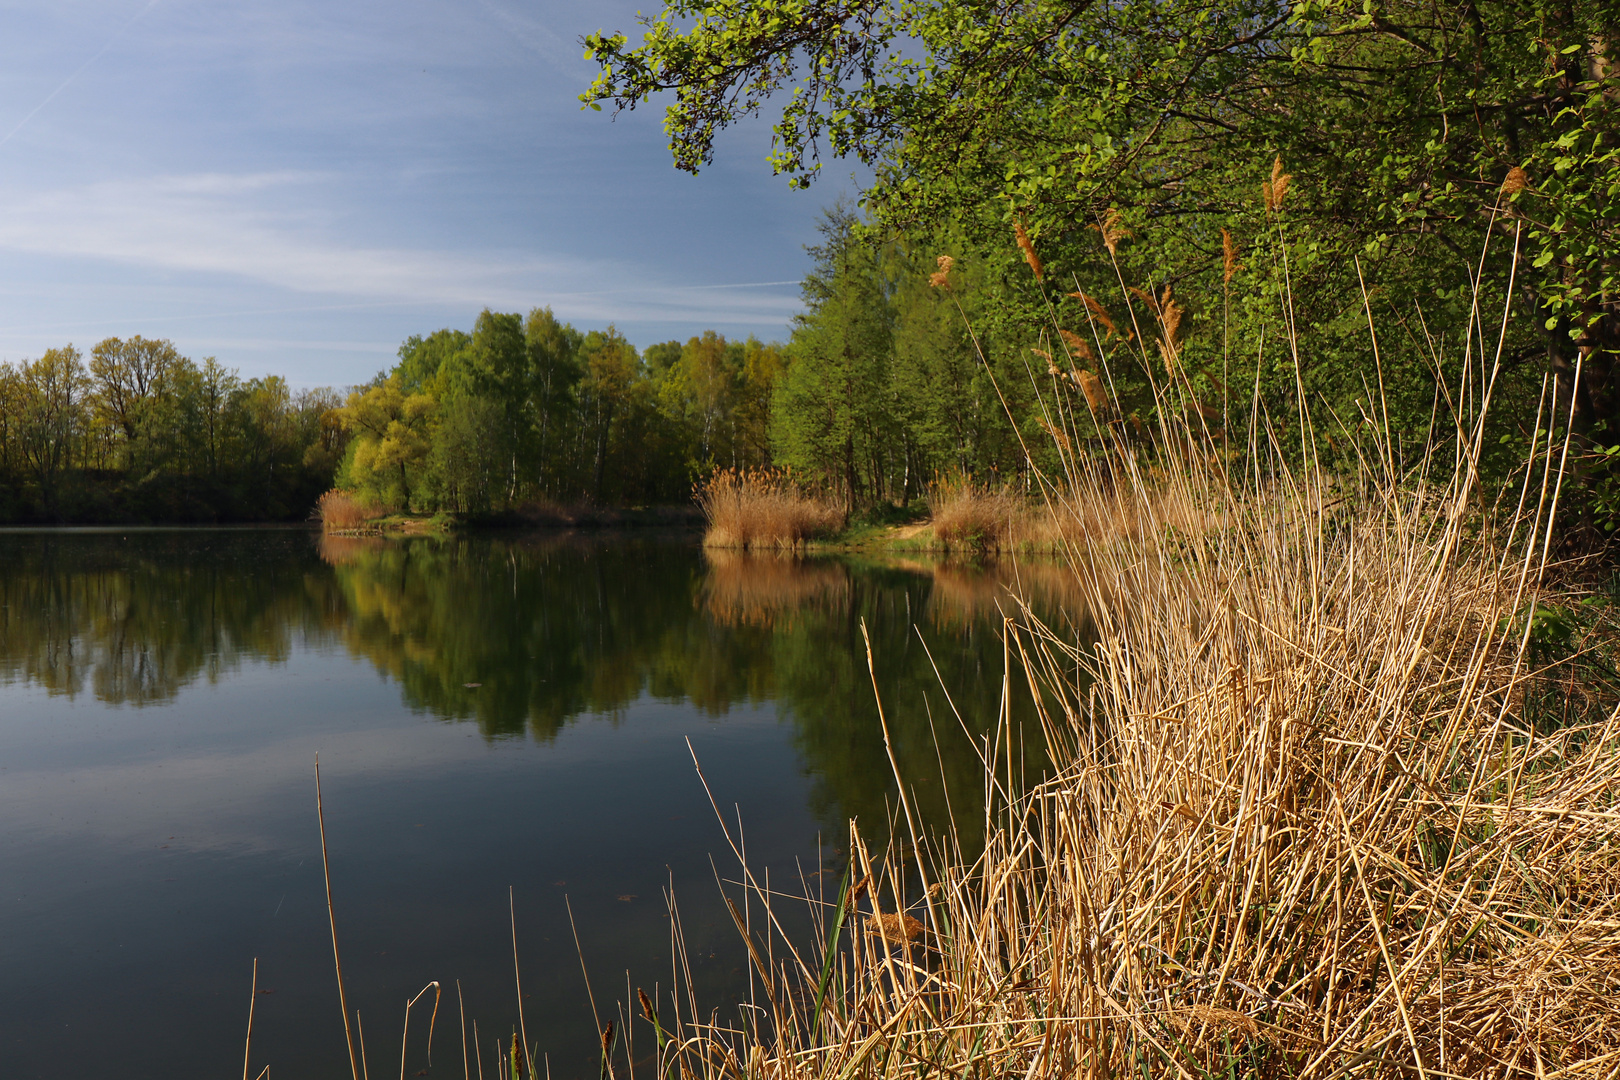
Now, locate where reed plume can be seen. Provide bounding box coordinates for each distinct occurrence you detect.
[1097,207,1130,256]
[1262,153,1292,211]
[1068,290,1119,338]
[1222,227,1240,282]
[1014,219,1044,280]
[1058,327,1094,360]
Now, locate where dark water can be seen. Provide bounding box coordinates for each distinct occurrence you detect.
[0,529,1078,1079]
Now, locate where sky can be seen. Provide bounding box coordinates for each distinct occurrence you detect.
[0,0,856,387]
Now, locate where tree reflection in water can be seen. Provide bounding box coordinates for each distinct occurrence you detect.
[0,530,1083,847]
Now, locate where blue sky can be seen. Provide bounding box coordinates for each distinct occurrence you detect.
[0,0,854,387]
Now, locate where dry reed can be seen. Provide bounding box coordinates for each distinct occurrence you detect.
[638,233,1620,1078]
[318,489,379,533]
[698,468,846,550]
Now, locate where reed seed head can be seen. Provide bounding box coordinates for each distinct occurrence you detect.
[1076,368,1107,412]
[1099,207,1131,256]
[1262,154,1292,211]
[1059,328,1094,361]
[866,910,925,943]
[1014,220,1044,281]
[1068,291,1119,339]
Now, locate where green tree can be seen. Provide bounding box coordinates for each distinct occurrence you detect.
[88,336,183,468]
[525,307,585,500]
[336,376,437,509]
[396,329,472,395]
[772,206,895,504]
[430,395,507,512]
[16,346,90,507]
[734,337,785,471]
[578,327,641,502]
[436,310,533,506]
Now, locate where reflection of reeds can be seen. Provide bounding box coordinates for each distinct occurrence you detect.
[923,559,1092,633]
[701,549,851,628]
[317,533,389,567]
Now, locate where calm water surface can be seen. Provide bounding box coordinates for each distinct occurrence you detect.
[0,530,1079,1079]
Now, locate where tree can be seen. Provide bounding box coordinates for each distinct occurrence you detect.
[525,307,584,499]
[335,376,436,509]
[772,206,898,503]
[584,0,1620,445]
[396,329,472,394]
[89,336,182,463]
[16,346,90,506]
[430,395,507,513]
[578,327,640,503]
[436,310,534,506]
[734,337,785,471]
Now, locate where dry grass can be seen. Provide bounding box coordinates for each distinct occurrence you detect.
[652,429,1620,1079]
[634,238,1620,1076]
[926,470,1212,555]
[926,472,1027,550]
[316,489,379,533]
[698,468,846,550]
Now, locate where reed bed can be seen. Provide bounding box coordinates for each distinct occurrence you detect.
[653,430,1620,1079]
[638,253,1620,1075]
[316,488,380,533]
[926,472,1029,550]
[699,468,847,549]
[926,471,1215,555]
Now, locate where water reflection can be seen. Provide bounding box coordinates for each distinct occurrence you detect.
[0,530,333,705]
[0,531,1080,838]
[0,530,1096,1079]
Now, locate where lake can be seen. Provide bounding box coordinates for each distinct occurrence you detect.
[0,529,1081,1079]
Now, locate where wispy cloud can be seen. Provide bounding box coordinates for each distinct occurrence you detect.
[0,171,803,329]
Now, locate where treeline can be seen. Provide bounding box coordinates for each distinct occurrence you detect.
[343,239,1069,517]
[338,309,783,512]
[580,0,1620,530]
[770,200,1548,510]
[0,337,343,522]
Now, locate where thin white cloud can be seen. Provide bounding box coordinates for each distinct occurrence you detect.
[0,171,558,306]
[0,171,803,330]
[476,0,587,70]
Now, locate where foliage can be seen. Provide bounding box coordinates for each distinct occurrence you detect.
[585,0,1620,519]
[0,339,340,522]
[337,306,793,514]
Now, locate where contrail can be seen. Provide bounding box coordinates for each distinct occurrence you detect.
[0,0,163,152]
